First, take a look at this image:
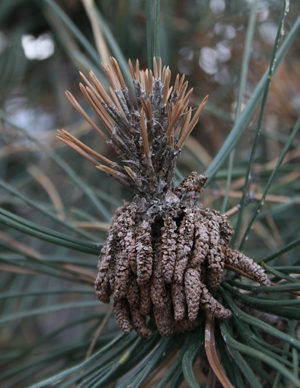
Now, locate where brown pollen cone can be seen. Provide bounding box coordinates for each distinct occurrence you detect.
[59,57,270,337]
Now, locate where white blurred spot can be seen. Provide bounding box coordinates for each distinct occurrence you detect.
[215,23,236,39]
[215,41,232,62]
[10,106,54,134]
[21,33,55,60]
[178,47,194,75]
[291,94,300,112]
[214,66,230,85]
[231,100,247,119]
[258,8,269,22]
[179,47,194,61]
[199,47,218,74]
[210,0,225,14]
[257,1,270,22]
[259,22,278,45]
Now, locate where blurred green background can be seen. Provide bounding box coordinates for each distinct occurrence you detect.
[1,1,300,387]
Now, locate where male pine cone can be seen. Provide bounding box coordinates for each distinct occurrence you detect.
[58,57,270,338]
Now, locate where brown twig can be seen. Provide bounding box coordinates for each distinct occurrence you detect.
[85,305,114,360]
[0,265,39,275]
[71,221,111,231]
[61,263,95,282]
[27,164,65,219]
[205,313,234,388]
[206,368,218,388]
[0,231,41,258]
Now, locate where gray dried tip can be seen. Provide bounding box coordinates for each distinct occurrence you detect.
[60,56,270,337]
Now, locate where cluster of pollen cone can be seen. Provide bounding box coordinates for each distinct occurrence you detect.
[58,57,270,338]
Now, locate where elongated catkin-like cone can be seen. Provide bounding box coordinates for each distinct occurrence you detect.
[61,57,270,339]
